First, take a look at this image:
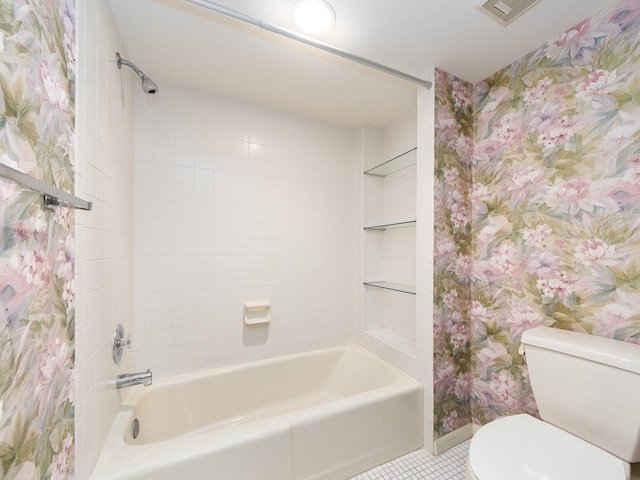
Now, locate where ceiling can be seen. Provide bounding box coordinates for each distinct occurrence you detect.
[109,0,614,126]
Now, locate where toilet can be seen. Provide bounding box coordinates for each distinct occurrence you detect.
[467,326,640,480]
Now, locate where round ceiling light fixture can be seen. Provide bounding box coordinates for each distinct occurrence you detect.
[292,0,336,35]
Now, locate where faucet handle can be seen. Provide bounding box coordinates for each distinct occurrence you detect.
[112,324,131,365]
[116,335,132,349]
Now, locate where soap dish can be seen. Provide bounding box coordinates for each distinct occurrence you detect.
[244,301,270,325]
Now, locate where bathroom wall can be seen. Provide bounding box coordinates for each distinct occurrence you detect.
[433,0,640,440]
[433,68,474,438]
[470,0,640,426]
[133,83,360,377]
[0,0,77,477]
[383,110,418,161]
[416,76,436,451]
[75,0,135,477]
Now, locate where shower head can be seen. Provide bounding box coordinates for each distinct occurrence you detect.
[140,76,159,95]
[116,52,158,94]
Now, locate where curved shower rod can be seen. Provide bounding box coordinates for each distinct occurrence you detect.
[182,0,433,89]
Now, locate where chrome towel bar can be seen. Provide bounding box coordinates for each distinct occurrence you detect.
[0,163,92,211]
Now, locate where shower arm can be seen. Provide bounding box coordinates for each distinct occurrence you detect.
[116,53,145,79]
[182,0,433,89]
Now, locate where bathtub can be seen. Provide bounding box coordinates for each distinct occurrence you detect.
[90,344,423,480]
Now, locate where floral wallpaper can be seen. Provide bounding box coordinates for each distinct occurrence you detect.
[433,68,475,436]
[434,0,640,440]
[0,0,76,478]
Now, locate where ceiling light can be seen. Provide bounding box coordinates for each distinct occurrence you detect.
[292,0,335,35]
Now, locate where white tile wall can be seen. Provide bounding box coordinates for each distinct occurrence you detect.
[382,106,418,162]
[383,164,417,225]
[416,71,436,451]
[133,83,360,377]
[75,1,135,477]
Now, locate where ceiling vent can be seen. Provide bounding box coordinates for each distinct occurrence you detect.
[476,0,542,26]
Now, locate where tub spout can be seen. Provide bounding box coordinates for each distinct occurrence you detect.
[117,369,152,389]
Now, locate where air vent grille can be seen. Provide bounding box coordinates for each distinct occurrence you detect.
[477,0,542,26]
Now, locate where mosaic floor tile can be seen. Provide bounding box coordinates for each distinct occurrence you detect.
[350,440,470,480]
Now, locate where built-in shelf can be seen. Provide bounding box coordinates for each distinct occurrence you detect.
[364,220,416,230]
[362,139,417,359]
[363,281,416,295]
[364,148,417,177]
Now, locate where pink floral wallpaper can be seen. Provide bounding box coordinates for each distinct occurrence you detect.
[0,0,76,478]
[433,69,475,436]
[434,0,640,439]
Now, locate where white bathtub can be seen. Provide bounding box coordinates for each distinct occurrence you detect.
[90,344,423,480]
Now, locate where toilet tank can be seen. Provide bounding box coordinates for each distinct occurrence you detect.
[521,326,640,463]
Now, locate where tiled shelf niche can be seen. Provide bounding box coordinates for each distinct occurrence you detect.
[363,147,417,356]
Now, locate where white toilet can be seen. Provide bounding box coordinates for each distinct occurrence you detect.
[467,326,640,480]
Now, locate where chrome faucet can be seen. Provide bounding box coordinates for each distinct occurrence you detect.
[117,369,152,389]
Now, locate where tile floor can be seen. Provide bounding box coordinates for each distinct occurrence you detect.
[351,440,470,480]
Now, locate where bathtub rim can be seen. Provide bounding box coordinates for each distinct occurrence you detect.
[121,343,408,402]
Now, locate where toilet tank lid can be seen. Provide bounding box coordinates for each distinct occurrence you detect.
[521,327,640,374]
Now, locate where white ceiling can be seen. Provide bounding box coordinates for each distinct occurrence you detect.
[109,0,614,126]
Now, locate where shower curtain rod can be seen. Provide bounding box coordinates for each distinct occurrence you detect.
[0,163,93,211]
[183,0,433,89]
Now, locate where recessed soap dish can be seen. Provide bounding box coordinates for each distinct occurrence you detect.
[244,301,270,325]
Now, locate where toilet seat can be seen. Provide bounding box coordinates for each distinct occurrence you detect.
[468,414,629,480]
